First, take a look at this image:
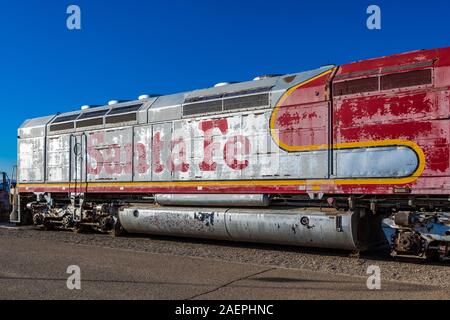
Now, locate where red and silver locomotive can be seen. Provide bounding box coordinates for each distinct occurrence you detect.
[12,47,450,260]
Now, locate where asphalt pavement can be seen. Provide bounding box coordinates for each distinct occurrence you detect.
[0,228,448,300]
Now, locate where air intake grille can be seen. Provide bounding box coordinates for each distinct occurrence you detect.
[223,93,269,111]
[184,86,273,103]
[333,77,379,96]
[381,69,432,90]
[76,118,103,128]
[183,100,223,116]
[105,113,137,124]
[183,92,271,116]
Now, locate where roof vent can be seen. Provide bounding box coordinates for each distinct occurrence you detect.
[214,82,238,87]
[138,94,150,100]
[253,74,282,81]
[108,100,131,105]
[138,94,161,100]
[81,105,90,110]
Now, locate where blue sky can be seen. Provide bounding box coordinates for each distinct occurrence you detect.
[0,0,449,172]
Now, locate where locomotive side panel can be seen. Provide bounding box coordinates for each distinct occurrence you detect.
[46,135,70,182]
[87,127,133,182]
[333,47,450,194]
[150,122,173,181]
[133,125,153,182]
[18,137,45,183]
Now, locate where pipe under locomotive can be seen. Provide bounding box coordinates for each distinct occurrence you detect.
[11,47,450,261]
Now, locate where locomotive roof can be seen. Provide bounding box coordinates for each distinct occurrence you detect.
[18,65,335,138]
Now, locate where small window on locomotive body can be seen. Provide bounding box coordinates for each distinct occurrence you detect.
[52,113,81,123]
[107,103,143,116]
[50,113,80,132]
[78,109,109,120]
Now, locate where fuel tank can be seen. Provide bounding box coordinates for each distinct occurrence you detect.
[119,206,381,250]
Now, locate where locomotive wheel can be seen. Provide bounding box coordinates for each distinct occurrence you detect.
[111,219,127,237]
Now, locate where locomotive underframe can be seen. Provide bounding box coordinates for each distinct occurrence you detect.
[15,191,450,261]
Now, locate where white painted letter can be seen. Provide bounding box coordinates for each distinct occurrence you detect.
[366,265,381,290]
[366,5,381,30]
[67,5,81,30]
[66,265,81,290]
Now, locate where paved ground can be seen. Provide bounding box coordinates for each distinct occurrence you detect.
[0,225,449,300]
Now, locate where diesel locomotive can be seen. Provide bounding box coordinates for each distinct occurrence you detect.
[11,47,450,260]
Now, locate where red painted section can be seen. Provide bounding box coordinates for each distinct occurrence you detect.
[223,135,250,170]
[336,48,441,75]
[273,73,332,149]
[332,46,450,193]
[275,102,329,148]
[198,119,228,171]
[335,93,435,128]
[87,132,104,175]
[338,121,433,142]
[425,138,450,173]
[152,132,165,173]
[168,138,189,173]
